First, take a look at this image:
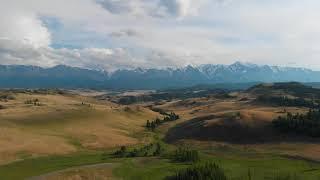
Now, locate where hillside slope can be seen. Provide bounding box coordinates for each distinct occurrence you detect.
[0,90,158,165]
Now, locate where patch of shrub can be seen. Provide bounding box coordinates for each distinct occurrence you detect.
[113,142,165,158]
[146,112,180,131]
[167,161,227,180]
[114,146,128,157]
[24,99,42,106]
[149,107,169,116]
[172,147,200,163]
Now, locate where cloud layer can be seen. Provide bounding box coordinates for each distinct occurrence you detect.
[1,0,320,71]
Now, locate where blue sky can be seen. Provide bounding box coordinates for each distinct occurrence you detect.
[1,0,320,71]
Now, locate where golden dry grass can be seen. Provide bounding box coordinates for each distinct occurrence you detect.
[0,92,159,165]
[158,95,320,160]
[0,127,76,164]
[159,96,308,124]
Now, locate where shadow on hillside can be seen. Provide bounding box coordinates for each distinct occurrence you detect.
[165,114,319,144]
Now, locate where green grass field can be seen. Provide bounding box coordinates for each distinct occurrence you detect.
[114,154,320,180]
[1,146,320,180]
[0,152,110,180]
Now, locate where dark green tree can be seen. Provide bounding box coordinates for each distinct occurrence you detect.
[146,120,151,129]
[173,147,200,163]
[167,161,227,180]
[151,121,156,131]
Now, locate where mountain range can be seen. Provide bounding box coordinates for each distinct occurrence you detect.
[1,62,320,89]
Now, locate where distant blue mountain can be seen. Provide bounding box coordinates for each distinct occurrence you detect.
[1,62,320,89]
[0,65,108,89]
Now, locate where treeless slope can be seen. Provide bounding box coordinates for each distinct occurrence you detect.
[0,92,159,165]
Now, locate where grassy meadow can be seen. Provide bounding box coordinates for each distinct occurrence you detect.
[1,89,320,179]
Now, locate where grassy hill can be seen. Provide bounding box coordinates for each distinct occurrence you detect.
[2,86,320,179]
[247,82,320,99]
[154,86,320,162]
[0,90,158,165]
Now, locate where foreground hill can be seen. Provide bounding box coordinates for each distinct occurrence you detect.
[1,62,320,89]
[0,90,158,165]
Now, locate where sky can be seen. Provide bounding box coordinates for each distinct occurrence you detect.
[1,0,320,71]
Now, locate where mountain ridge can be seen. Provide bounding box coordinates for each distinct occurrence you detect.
[0,62,320,89]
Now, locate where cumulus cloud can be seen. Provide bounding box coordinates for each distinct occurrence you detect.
[0,10,51,48]
[1,0,320,70]
[96,0,134,14]
[96,0,159,17]
[0,37,179,71]
[159,0,209,17]
[160,0,190,17]
[109,29,141,38]
[96,0,210,18]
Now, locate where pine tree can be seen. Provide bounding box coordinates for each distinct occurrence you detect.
[146,120,151,129]
[151,121,156,131]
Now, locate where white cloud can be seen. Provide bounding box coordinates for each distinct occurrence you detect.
[1,0,320,70]
[96,0,210,18]
[159,0,209,17]
[109,29,141,38]
[0,8,51,48]
[0,37,179,71]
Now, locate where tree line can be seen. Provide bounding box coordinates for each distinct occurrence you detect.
[146,112,180,131]
[113,143,164,158]
[272,109,320,137]
[149,106,172,116]
[167,161,300,180]
[173,147,200,163]
[257,95,317,108]
[24,98,42,106]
